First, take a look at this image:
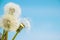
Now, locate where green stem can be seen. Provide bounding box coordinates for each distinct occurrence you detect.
[2,30,8,40]
[4,31,8,40]
[12,31,19,40]
[12,24,24,40]
[2,30,5,40]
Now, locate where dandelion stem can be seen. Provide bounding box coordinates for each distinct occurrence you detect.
[12,31,19,40]
[12,23,25,40]
[2,30,8,40]
[2,30,5,40]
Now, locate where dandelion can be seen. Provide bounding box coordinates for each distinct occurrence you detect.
[4,2,21,18]
[12,18,31,40]
[1,15,20,31]
[20,18,31,30]
[0,2,21,40]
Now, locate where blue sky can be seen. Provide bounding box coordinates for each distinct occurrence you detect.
[0,0,60,40]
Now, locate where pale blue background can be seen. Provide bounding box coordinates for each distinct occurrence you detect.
[0,0,60,40]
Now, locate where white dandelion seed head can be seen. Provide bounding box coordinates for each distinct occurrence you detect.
[20,18,31,31]
[1,14,20,31]
[4,2,21,18]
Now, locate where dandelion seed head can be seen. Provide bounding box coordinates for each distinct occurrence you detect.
[20,18,31,31]
[4,2,21,18]
[1,14,20,31]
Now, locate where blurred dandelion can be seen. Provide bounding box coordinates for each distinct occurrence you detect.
[4,2,21,18]
[12,18,31,40]
[0,2,21,40]
[20,18,31,30]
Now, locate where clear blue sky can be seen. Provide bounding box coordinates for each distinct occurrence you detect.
[0,0,60,40]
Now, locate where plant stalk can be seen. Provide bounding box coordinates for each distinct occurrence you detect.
[2,30,8,40]
[12,23,25,40]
